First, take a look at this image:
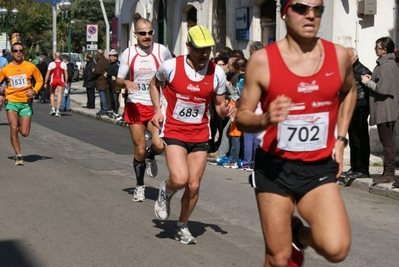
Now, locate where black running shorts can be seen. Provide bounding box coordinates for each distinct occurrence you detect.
[163,138,210,153]
[249,148,338,199]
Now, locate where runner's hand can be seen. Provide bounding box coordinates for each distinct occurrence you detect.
[266,95,292,126]
[220,100,235,118]
[26,89,36,99]
[125,80,139,94]
[151,111,164,130]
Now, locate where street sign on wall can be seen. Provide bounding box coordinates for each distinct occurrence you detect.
[236,7,250,40]
[86,24,98,42]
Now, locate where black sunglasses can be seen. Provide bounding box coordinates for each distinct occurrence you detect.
[136,30,155,36]
[289,2,325,17]
[12,49,24,53]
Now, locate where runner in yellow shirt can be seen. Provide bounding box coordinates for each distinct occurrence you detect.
[0,42,43,165]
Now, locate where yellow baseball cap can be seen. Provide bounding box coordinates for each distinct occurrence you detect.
[187,25,215,48]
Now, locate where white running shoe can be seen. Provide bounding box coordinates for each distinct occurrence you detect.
[154,181,174,220]
[174,225,197,245]
[14,156,24,166]
[132,185,145,202]
[55,111,61,117]
[49,109,56,116]
[145,157,158,178]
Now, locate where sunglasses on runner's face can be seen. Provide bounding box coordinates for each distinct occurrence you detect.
[12,49,24,53]
[289,2,325,17]
[136,30,155,36]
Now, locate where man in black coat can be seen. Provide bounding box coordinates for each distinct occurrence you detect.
[82,54,96,109]
[343,47,372,179]
[37,55,49,103]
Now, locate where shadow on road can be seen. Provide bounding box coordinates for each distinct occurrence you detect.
[7,155,53,163]
[122,186,159,201]
[0,240,40,267]
[152,219,228,241]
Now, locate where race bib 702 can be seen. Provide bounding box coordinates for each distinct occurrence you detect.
[277,112,329,151]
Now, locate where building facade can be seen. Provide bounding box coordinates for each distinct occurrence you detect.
[113,0,399,155]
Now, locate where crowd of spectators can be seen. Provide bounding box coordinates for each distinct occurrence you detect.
[208,41,264,171]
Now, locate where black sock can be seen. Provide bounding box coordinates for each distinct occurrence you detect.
[146,146,159,159]
[133,158,146,186]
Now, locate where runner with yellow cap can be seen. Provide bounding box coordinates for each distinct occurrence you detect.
[151,25,234,244]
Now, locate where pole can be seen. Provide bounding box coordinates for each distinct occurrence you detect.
[52,1,57,55]
[68,18,71,57]
[99,0,110,56]
[5,19,7,50]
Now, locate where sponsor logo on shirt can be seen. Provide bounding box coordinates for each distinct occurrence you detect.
[187,84,200,92]
[285,115,321,124]
[297,81,319,93]
[311,101,332,108]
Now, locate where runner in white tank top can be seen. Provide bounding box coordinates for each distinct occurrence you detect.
[116,18,172,202]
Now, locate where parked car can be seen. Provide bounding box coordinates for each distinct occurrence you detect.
[62,52,84,80]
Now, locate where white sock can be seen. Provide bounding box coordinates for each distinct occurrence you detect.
[176,221,187,228]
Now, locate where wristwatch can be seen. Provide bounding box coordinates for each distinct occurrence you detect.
[336,135,348,147]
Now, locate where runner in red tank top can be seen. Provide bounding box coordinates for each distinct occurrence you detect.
[150,25,234,245]
[236,1,357,266]
[44,52,68,117]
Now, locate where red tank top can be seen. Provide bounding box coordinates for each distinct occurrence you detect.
[162,56,215,142]
[51,61,63,79]
[260,39,342,161]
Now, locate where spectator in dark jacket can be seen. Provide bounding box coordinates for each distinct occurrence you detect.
[104,49,120,117]
[37,55,49,103]
[92,49,110,116]
[341,48,372,180]
[43,51,53,66]
[82,54,96,109]
[60,55,74,111]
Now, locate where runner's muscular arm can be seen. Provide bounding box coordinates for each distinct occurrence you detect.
[149,75,164,129]
[334,45,357,177]
[236,48,291,133]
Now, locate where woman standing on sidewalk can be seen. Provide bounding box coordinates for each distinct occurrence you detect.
[361,37,399,186]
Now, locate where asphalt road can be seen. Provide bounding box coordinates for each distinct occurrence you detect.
[0,101,398,267]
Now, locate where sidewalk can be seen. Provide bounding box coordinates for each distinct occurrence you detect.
[68,81,126,126]
[67,81,399,201]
